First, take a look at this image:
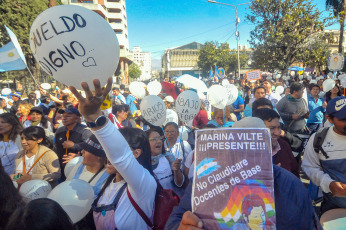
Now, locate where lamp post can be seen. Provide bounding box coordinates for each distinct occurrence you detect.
[208,0,250,77]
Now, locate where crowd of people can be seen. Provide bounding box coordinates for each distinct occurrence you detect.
[0,71,345,230]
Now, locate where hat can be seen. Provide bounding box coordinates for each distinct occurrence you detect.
[79,134,106,157]
[326,96,346,120]
[10,92,22,98]
[30,106,44,114]
[164,96,174,103]
[58,107,81,116]
[232,117,266,129]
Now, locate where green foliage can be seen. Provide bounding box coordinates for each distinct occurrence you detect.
[198,41,248,75]
[128,63,142,80]
[247,0,328,73]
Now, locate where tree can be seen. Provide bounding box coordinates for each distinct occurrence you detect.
[326,0,345,53]
[198,41,248,76]
[128,63,142,80]
[247,0,328,74]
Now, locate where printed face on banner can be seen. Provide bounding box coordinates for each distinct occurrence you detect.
[29,5,120,89]
[192,128,275,230]
[328,53,344,72]
[140,95,166,126]
[175,90,201,122]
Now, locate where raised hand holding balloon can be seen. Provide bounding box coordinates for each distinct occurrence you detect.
[29,5,120,89]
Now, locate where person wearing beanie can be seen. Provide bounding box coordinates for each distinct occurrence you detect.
[23,107,54,139]
[9,92,22,114]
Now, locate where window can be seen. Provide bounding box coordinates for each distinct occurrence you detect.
[114,30,123,34]
[108,8,121,13]
[109,18,122,23]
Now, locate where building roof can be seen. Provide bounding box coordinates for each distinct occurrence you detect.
[166,42,204,51]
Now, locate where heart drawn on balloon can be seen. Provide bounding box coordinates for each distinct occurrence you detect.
[82,57,97,67]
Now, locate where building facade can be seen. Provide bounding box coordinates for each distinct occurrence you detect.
[161,42,203,78]
[62,0,133,84]
[132,46,152,80]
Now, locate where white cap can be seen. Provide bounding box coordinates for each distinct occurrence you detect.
[164,96,174,103]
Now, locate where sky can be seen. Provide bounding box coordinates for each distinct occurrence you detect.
[126,0,336,62]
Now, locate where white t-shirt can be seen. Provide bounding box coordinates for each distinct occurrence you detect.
[184,150,195,180]
[66,162,106,186]
[153,156,173,190]
[15,154,35,175]
[164,138,192,162]
[0,140,20,175]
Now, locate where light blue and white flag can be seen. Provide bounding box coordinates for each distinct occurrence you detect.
[208,67,214,80]
[0,26,27,72]
[215,64,220,80]
[196,158,220,178]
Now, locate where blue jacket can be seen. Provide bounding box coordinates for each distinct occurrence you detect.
[165,165,318,230]
[307,95,325,124]
[126,94,138,114]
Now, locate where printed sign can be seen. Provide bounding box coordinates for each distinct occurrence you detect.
[246,70,261,81]
[29,5,120,89]
[328,53,344,72]
[192,128,275,230]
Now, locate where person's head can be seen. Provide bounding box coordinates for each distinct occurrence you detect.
[0,163,24,229]
[10,92,21,102]
[29,107,44,122]
[80,134,107,168]
[112,86,120,96]
[120,84,125,92]
[40,96,50,105]
[284,87,290,95]
[112,104,128,121]
[262,80,273,93]
[327,96,346,136]
[164,96,174,109]
[241,194,267,230]
[17,102,34,116]
[253,86,266,100]
[331,84,341,94]
[6,198,75,230]
[146,128,164,157]
[253,108,281,143]
[0,113,23,141]
[290,82,304,99]
[0,98,5,109]
[309,84,320,97]
[213,107,231,126]
[58,107,81,127]
[252,98,273,112]
[21,126,53,150]
[164,122,179,143]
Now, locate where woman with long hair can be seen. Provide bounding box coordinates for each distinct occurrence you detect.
[0,113,23,175]
[325,83,342,103]
[12,126,60,187]
[70,78,157,230]
[17,102,34,124]
[23,107,54,138]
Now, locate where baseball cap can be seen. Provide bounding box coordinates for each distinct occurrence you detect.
[10,92,22,98]
[58,107,81,116]
[164,96,174,103]
[29,106,44,114]
[326,96,346,120]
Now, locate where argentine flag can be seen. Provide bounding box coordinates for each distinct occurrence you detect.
[0,26,27,72]
[208,67,214,80]
[214,64,220,80]
[196,158,220,178]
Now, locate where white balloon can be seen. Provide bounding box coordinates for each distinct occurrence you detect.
[129,82,146,99]
[309,80,317,84]
[1,88,11,95]
[328,72,334,78]
[47,179,94,224]
[299,75,304,80]
[267,76,272,80]
[20,180,52,201]
[207,85,228,109]
[221,79,230,86]
[140,95,166,126]
[179,126,190,141]
[64,156,83,178]
[175,90,200,122]
[275,74,281,79]
[341,77,346,88]
[303,72,308,77]
[290,71,295,77]
[224,84,238,105]
[319,91,325,98]
[307,76,312,81]
[164,109,178,126]
[323,79,336,92]
[29,5,120,89]
[338,74,346,80]
[275,86,284,95]
[40,83,51,90]
[147,80,162,95]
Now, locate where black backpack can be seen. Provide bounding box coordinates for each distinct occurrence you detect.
[313,127,330,159]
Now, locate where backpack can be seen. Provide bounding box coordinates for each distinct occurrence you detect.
[127,180,180,230]
[313,127,330,159]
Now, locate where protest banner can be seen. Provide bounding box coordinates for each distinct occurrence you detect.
[327,53,344,72]
[175,90,201,122]
[192,128,275,230]
[140,95,166,126]
[29,5,120,89]
[246,70,261,81]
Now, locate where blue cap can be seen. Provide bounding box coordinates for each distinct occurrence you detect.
[326,96,346,120]
[10,92,22,98]
[58,107,81,116]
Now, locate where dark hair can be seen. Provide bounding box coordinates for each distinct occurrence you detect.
[252,98,273,111]
[63,102,74,109]
[29,110,49,129]
[0,163,24,229]
[5,198,75,230]
[0,113,23,142]
[290,82,304,94]
[253,108,280,122]
[164,122,179,131]
[202,124,217,129]
[145,127,165,155]
[120,84,125,90]
[325,84,342,103]
[21,126,53,149]
[112,87,119,91]
[112,104,126,116]
[254,86,266,94]
[309,84,320,91]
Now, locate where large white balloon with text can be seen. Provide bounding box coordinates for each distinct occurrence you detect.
[175,90,201,123]
[140,95,166,126]
[29,5,120,89]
